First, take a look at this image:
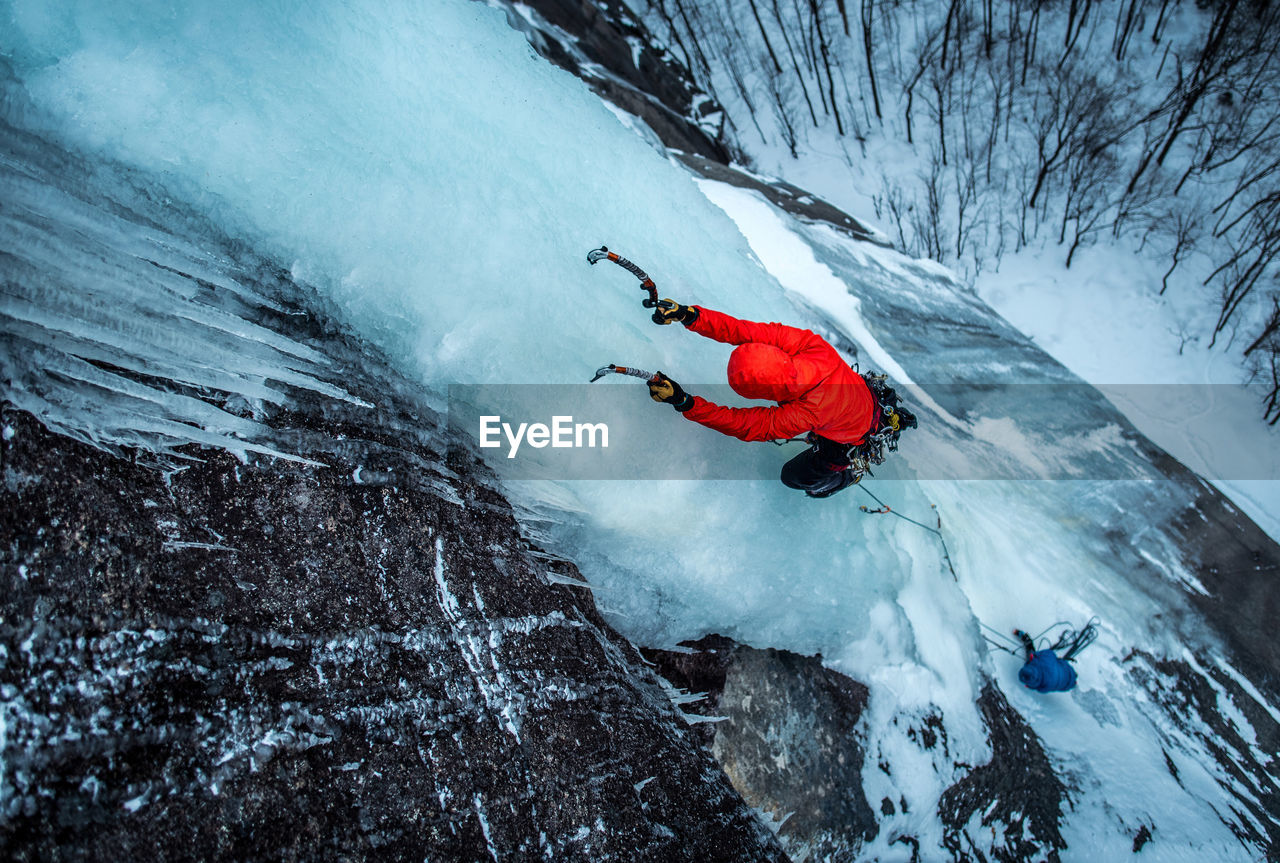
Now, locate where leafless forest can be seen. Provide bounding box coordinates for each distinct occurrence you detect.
[640,0,1280,420]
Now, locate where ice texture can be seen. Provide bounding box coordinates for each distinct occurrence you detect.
[1,1,1274,858]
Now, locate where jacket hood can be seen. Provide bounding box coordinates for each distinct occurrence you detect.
[727,342,819,402]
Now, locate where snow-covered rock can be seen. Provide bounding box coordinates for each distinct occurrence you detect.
[0,116,785,861]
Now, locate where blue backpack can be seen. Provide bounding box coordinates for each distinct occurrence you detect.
[1018,650,1078,693]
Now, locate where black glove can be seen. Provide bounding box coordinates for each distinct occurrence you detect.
[896,407,917,430]
[652,299,699,326]
[649,372,694,411]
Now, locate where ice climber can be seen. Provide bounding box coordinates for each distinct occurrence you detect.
[644,299,916,498]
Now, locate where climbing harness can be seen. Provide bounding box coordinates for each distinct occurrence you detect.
[770,370,917,485]
[771,436,810,446]
[856,483,958,581]
[844,371,917,480]
[587,246,680,324]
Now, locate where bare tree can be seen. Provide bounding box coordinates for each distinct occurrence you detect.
[1061,149,1116,267]
[915,153,946,262]
[770,0,819,126]
[1156,206,1202,295]
[746,0,784,75]
[1024,63,1112,212]
[861,0,882,120]
[1243,298,1280,423]
[808,0,845,135]
[634,0,1280,420]
[1113,0,1146,61]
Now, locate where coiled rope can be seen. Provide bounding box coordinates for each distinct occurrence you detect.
[980,617,1100,661]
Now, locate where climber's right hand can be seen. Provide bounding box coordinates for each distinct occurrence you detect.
[651,299,699,326]
[648,372,694,411]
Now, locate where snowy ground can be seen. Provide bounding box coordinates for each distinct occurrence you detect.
[976,242,1280,541]
[632,0,1280,542]
[1,1,1274,859]
[705,111,1280,545]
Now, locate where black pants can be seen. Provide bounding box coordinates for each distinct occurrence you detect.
[781,436,858,498]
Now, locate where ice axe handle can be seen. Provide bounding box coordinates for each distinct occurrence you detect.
[589,364,659,383]
[587,246,660,308]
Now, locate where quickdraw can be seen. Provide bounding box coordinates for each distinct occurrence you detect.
[838,371,918,480]
[857,484,958,581]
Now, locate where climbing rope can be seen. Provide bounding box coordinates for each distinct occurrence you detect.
[979,621,1025,657]
[856,483,958,581]
[1027,620,1075,644]
[980,617,1100,662]
[1051,617,1100,662]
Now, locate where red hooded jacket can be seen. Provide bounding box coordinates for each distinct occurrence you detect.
[681,307,876,445]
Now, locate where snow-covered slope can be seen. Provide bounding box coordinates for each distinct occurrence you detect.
[2,1,1278,859]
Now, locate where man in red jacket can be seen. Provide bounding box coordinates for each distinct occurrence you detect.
[645,300,912,497]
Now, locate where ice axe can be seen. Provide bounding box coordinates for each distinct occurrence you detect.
[586,245,679,324]
[589,364,660,384]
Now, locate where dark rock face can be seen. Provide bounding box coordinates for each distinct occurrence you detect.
[0,114,787,860]
[938,684,1067,863]
[500,0,734,162]
[645,638,1079,863]
[1124,649,1280,858]
[0,412,785,861]
[1169,474,1280,703]
[645,635,876,861]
